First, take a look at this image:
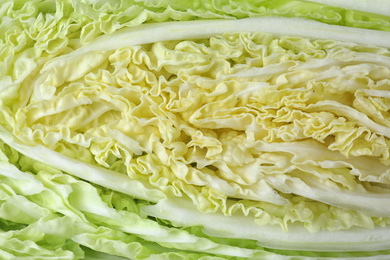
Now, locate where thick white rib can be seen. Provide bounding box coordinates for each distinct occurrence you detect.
[42,16,390,74]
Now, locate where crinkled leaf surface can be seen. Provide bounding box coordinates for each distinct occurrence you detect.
[1,0,390,259]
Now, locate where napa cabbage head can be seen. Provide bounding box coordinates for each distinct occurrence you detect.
[1,0,390,259]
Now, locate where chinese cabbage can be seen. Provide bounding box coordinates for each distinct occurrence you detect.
[1,0,390,259]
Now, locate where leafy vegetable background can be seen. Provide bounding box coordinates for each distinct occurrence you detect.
[1,0,390,259]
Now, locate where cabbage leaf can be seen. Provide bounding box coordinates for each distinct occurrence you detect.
[1,0,390,259]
